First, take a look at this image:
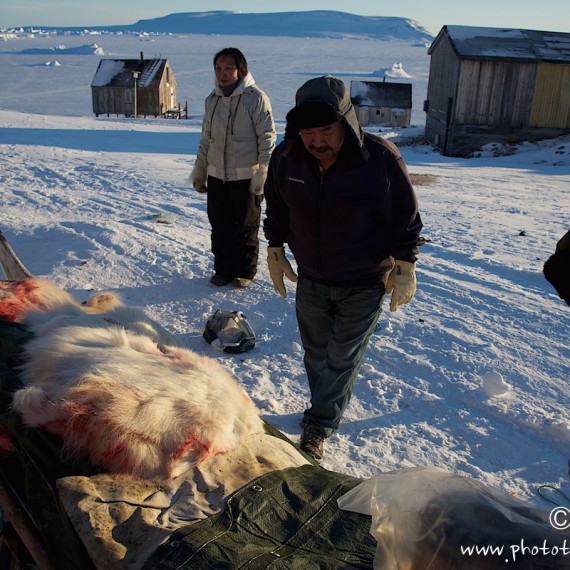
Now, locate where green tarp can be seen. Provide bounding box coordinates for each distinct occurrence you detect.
[145,465,376,570]
[1,320,375,570]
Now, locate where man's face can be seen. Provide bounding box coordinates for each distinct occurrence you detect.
[215,55,239,87]
[299,121,346,166]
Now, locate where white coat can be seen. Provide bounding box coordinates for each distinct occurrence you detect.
[195,72,276,182]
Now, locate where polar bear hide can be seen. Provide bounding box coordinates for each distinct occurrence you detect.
[3,278,263,479]
[0,278,81,321]
[0,278,178,348]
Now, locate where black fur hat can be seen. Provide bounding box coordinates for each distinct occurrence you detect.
[286,101,341,130]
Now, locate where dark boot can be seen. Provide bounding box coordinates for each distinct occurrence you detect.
[300,421,326,461]
[209,274,230,286]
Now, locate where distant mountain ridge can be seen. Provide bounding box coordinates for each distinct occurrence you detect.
[26,11,434,42]
[130,11,433,41]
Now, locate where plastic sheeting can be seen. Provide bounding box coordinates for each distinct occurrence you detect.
[338,466,569,569]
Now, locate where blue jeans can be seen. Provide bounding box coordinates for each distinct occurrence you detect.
[295,277,385,437]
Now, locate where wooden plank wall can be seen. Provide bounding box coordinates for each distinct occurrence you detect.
[425,30,570,155]
[158,63,177,112]
[424,35,460,148]
[92,62,178,117]
[455,60,536,127]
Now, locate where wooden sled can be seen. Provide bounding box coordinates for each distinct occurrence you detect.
[0,231,54,568]
[0,231,567,570]
[0,230,57,568]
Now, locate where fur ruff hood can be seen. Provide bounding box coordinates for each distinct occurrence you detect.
[213,71,256,97]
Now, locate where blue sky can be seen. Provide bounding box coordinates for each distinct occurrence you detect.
[2,0,569,35]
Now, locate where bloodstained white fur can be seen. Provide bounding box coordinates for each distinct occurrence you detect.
[3,279,263,479]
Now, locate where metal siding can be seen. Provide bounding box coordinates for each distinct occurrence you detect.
[530,63,570,127]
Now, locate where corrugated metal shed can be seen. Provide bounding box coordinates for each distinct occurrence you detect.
[424,25,570,156]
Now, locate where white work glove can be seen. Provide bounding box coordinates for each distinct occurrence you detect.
[189,162,207,193]
[249,164,268,195]
[267,246,297,298]
[385,260,416,312]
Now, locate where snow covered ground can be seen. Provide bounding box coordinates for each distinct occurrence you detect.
[0,29,568,508]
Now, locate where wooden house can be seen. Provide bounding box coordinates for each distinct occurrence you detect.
[424,26,570,156]
[350,80,412,127]
[91,54,178,118]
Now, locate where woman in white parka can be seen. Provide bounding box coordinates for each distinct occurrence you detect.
[191,48,276,288]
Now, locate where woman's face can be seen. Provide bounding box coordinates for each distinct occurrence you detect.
[215,55,239,87]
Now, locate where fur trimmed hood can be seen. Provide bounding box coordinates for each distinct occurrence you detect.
[213,71,256,97]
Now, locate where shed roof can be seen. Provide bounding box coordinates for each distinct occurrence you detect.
[350,80,412,108]
[429,25,570,63]
[91,58,168,88]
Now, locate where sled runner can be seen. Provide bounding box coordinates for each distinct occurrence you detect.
[0,231,568,570]
[0,230,32,281]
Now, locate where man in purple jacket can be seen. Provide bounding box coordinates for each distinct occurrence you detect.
[263,76,423,461]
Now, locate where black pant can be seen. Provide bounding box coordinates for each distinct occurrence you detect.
[206,176,263,280]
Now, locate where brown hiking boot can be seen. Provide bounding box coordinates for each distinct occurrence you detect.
[300,421,326,461]
[232,277,252,288]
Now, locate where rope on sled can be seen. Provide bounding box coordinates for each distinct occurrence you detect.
[536,484,570,507]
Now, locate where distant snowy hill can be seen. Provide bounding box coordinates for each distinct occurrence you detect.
[19,11,434,42]
[129,11,433,41]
